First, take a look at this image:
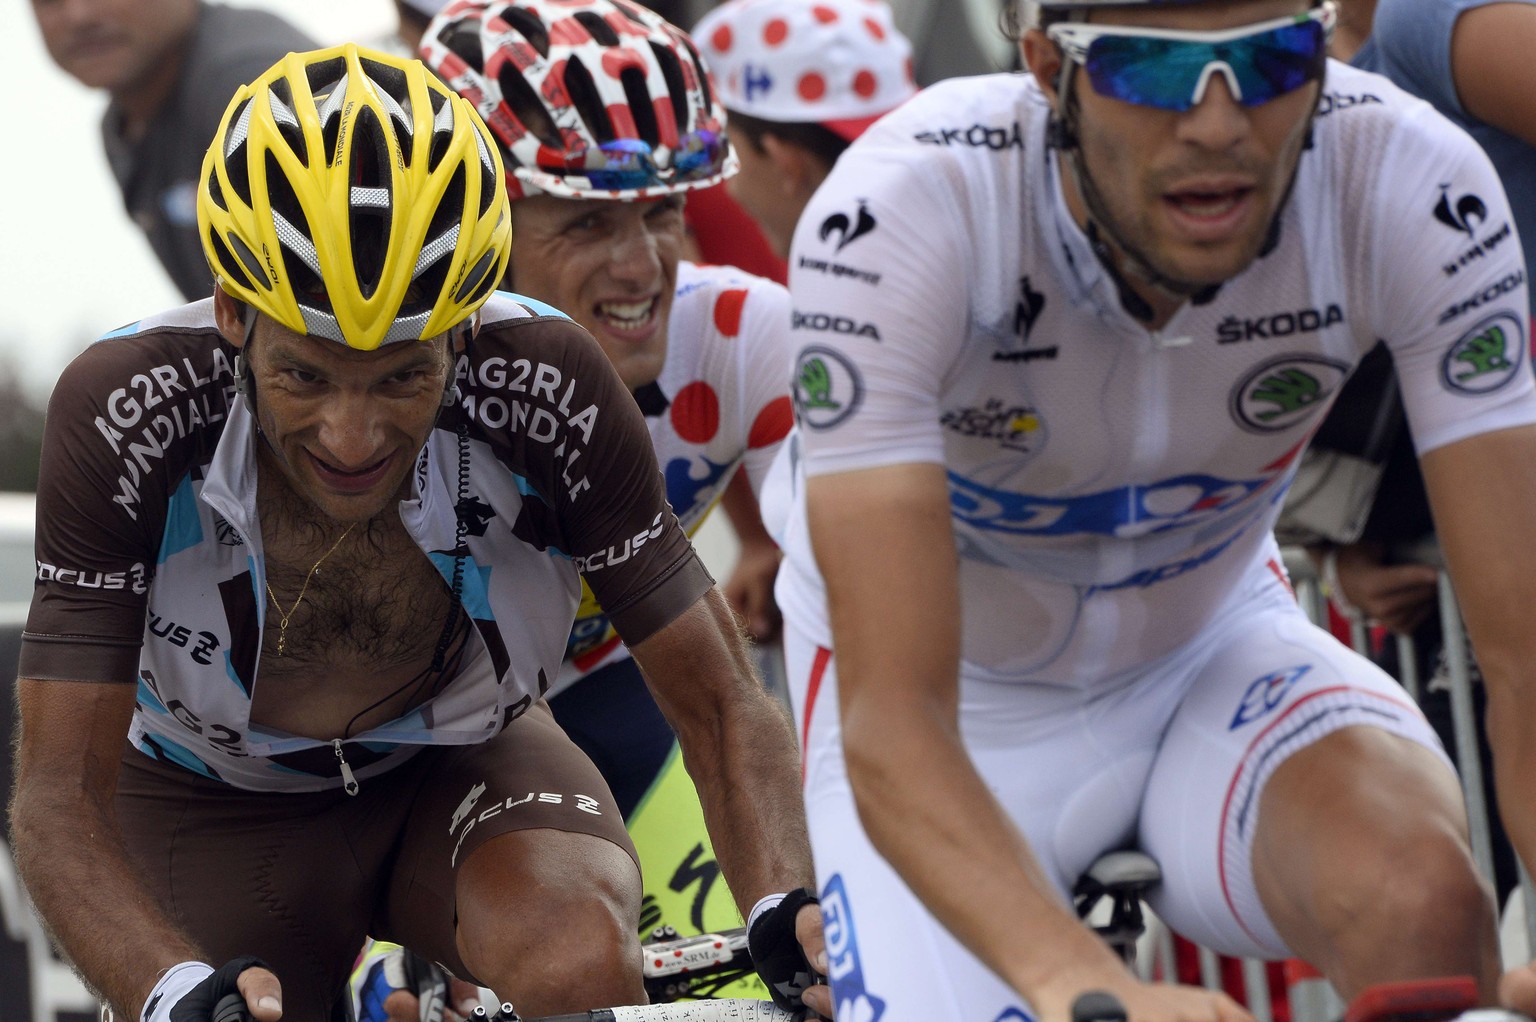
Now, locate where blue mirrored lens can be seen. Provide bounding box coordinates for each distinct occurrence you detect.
[553,132,728,191]
[1085,21,1325,111]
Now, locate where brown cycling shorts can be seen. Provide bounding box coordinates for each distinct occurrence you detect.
[115,702,635,1020]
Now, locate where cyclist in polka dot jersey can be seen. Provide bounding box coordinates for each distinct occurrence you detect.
[421,0,807,987]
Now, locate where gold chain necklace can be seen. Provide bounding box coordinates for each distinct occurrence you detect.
[265,522,356,657]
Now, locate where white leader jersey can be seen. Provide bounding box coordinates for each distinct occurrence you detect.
[775,63,1536,688]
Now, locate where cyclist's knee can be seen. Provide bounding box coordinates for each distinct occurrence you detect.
[1306,822,1495,991]
[455,831,643,1012]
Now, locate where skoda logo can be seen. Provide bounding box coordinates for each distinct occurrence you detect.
[1230,355,1350,433]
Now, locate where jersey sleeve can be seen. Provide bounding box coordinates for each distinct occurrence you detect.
[1365,101,1536,454]
[475,316,714,646]
[787,141,972,478]
[728,276,795,497]
[20,340,185,683]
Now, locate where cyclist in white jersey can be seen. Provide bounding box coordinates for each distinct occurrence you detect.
[772,0,1536,1020]
[9,45,821,1022]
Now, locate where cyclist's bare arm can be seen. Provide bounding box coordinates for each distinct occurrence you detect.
[1420,426,1536,1015]
[627,589,827,989]
[8,677,280,1020]
[806,463,1249,1022]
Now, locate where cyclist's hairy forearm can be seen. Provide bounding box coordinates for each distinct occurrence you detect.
[10,679,205,1018]
[633,587,815,914]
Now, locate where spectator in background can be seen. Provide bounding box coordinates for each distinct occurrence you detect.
[395,0,448,52]
[885,0,1014,84]
[1294,0,1536,910]
[28,0,315,302]
[694,0,917,259]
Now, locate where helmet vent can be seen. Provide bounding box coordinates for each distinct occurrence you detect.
[677,32,714,116]
[649,42,689,136]
[360,56,410,104]
[612,0,650,28]
[499,6,552,59]
[305,57,348,102]
[573,11,620,46]
[498,63,563,149]
[429,95,455,172]
[223,100,256,208]
[562,57,614,144]
[415,163,467,302]
[265,151,322,280]
[349,106,396,299]
[208,229,259,293]
[454,248,499,305]
[205,168,228,213]
[472,125,498,215]
[442,21,488,73]
[266,81,310,167]
[620,67,660,146]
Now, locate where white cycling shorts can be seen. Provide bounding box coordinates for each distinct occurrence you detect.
[783,582,1449,1022]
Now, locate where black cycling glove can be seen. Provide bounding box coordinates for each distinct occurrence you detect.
[149,956,267,1022]
[747,888,822,1015]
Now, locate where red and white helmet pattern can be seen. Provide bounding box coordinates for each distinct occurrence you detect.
[421,0,739,200]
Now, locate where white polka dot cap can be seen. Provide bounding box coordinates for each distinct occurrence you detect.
[696,0,916,142]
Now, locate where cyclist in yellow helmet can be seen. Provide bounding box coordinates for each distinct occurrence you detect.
[9,42,820,1022]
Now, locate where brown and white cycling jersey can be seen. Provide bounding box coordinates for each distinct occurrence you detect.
[20,293,711,791]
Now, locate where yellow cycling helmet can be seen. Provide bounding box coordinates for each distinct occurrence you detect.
[198,44,511,350]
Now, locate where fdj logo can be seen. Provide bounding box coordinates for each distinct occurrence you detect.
[1443,311,1524,394]
[1230,665,1312,729]
[822,874,887,1022]
[1230,355,1349,433]
[794,346,863,430]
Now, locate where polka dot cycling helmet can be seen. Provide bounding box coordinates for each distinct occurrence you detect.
[197,44,511,350]
[420,0,738,200]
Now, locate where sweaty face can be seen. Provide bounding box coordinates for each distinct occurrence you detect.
[507,194,685,391]
[1056,0,1321,292]
[246,321,452,525]
[30,0,196,94]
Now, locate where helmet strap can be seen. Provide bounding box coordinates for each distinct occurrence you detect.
[1049,70,1220,320]
[233,303,259,398]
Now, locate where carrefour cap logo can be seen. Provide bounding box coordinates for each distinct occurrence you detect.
[1442,311,1524,394]
[1230,354,1350,434]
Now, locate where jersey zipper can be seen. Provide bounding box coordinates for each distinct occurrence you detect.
[334,739,360,796]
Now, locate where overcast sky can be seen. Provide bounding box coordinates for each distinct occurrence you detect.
[0,1,403,403]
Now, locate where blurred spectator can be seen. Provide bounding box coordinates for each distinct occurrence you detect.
[695,0,917,258]
[395,0,448,52]
[885,0,1014,83]
[28,0,315,302]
